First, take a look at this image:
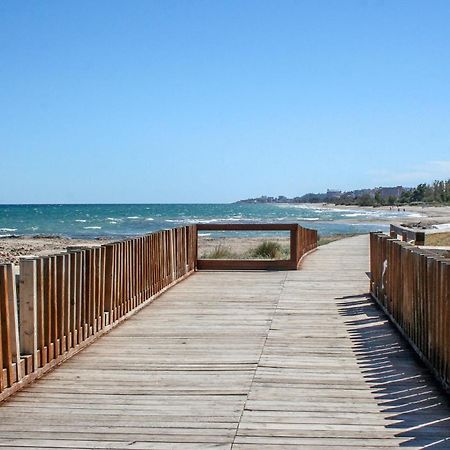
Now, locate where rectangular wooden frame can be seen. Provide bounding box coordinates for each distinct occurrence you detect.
[390,224,425,245]
[196,223,311,271]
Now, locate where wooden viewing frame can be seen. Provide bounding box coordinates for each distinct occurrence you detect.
[390,224,425,246]
[196,223,317,271]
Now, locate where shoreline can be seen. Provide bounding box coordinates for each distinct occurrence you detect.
[0,236,113,264]
[294,203,450,228]
[0,234,351,265]
[1,203,450,264]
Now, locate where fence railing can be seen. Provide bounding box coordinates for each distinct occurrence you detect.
[1,222,318,401]
[370,232,450,391]
[196,223,317,270]
[390,223,425,245]
[0,225,197,401]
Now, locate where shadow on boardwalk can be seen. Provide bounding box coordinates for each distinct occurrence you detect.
[337,294,450,448]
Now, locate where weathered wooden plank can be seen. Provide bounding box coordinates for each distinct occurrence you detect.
[18,258,38,371]
[1,234,449,449]
[4,265,21,382]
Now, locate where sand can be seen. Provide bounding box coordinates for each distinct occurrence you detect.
[313,203,450,228]
[0,236,113,264]
[198,236,290,258]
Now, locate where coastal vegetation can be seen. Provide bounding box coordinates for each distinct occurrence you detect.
[250,241,289,259]
[238,179,450,207]
[202,240,290,260]
[426,232,450,247]
[203,244,237,259]
[201,236,349,259]
[336,179,450,207]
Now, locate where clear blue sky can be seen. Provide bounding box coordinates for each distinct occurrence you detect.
[1,0,450,203]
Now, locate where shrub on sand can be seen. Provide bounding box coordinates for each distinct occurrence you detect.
[203,244,235,259]
[250,241,286,259]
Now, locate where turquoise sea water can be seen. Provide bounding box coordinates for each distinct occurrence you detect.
[0,203,421,239]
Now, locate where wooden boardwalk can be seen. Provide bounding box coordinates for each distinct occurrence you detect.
[0,235,449,449]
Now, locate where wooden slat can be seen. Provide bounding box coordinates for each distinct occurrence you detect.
[370,232,450,391]
[35,259,45,367]
[4,265,21,382]
[0,266,15,387]
[18,259,38,371]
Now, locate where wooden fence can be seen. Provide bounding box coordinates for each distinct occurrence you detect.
[197,223,317,270]
[390,223,425,245]
[370,232,450,391]
[1,222,318,401]
[0,226,197,401]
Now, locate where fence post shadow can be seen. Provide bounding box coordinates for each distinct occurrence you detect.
[337,293,450,448]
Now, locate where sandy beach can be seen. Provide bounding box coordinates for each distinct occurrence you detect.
[0,236,113,264]
[313,203,450,228]
[1,204,450,264]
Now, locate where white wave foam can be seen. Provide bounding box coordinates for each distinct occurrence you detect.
[0,234,13,238]
[83,226,102,230]
[404,212,424,218]
[343,213,367,217]
[301,217,319,221]
[146,217,154,221]
[198,233,211,237]
[127,216,140,219]
[432,223,450,230]
[75,219,87,223]
[0,228,17,232]
[275,204,311,209]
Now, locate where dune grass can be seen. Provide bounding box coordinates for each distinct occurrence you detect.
[425,232,450,246]
[250,241,289,259]
[202,240,290,260]
[202,244,237,259]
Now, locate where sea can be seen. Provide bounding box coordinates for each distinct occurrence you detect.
[0,204,422,240]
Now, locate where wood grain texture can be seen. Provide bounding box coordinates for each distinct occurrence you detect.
[1,235,449,448]
[0,226,197,403]
[370,232,450,392]
[389,223,425,245]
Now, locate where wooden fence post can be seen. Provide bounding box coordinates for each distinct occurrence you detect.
[103,244,114,326]
[290,226,300,269]
[1,265,17,388]
[19,258,38,372]
[5,265,21,381]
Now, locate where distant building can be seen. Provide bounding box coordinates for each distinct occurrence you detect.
[352,189,374,198]
[378,186,404,200]
[326,189,342,199]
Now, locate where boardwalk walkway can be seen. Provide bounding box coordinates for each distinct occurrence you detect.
[0,235,449,449]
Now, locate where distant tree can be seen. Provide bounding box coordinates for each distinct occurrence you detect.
[399,190,412,204]
[357,194,375,207]
[387,196,396,206]
[411,183,427,202]
[374,191,383,205]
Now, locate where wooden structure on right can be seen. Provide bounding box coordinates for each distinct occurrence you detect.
[390,223,426,245]
[370,231,450,392]
[197,223,317,271]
